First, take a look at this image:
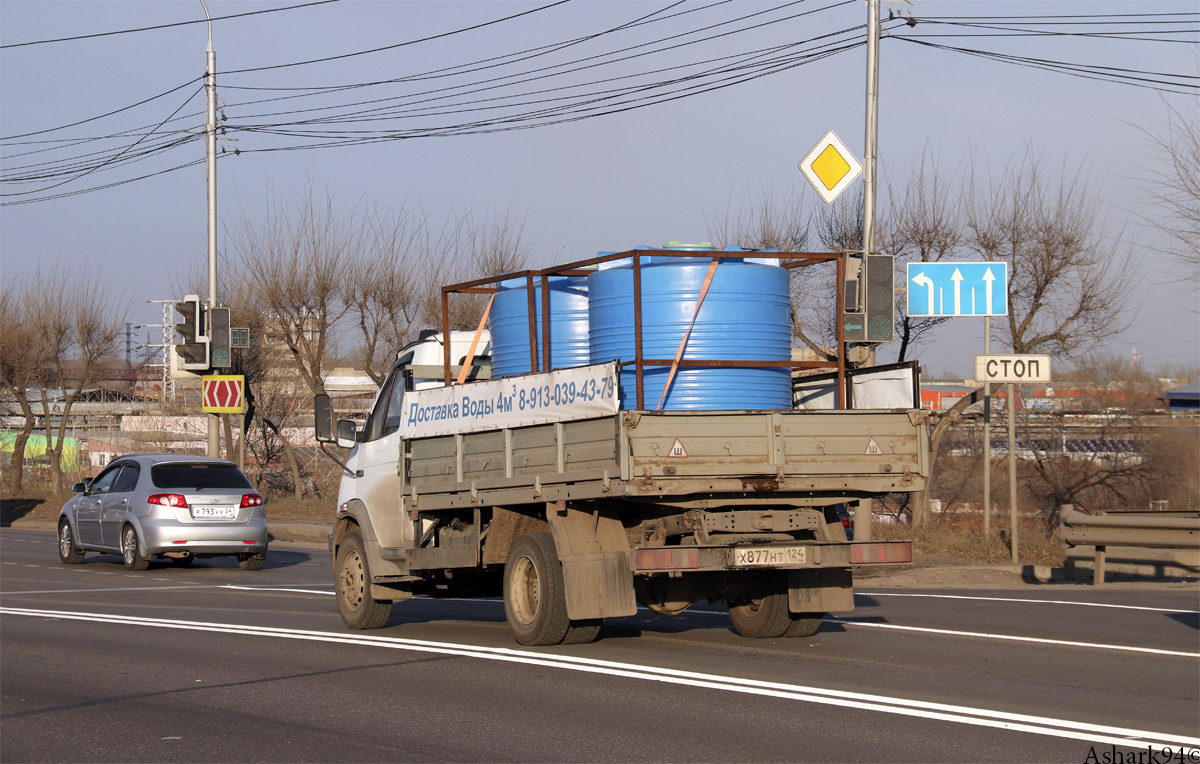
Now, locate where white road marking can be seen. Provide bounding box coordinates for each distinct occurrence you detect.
[860,591,1200,615]
[0,583,325,596]
[827,618,1198,658]
[1,606,1195,752]
[221,585,333,596]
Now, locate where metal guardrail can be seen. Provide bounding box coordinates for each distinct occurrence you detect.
[1059,505,1200,584]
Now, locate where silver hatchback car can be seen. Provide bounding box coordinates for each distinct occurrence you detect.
[57,454,268,570]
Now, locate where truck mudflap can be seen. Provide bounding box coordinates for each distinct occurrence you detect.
[631,540,912,574]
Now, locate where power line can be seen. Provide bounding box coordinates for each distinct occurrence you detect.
[892,37,1199,94]
[222,0,575,75]
[0,0,341,49]
[2,85,205,196]
[218,1,850,126]
[0,77,203,142]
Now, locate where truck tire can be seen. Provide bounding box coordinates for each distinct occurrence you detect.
[783,612,825,638]
[505,532,595,646]
[336,528,392,630]
[727,574,791,639]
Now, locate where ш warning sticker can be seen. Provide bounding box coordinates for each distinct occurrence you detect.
[864,437,882,455]
[668,439,688,458]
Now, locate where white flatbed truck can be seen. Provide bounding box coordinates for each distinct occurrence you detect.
[315,332,928,645]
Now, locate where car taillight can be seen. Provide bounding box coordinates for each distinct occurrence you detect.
[240,493,264,508]
[147,493,189,508]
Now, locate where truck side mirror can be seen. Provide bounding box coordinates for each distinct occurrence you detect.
[336,419,358,449]
[314,394,334,443]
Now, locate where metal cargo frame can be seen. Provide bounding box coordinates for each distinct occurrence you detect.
[439,249,854,409]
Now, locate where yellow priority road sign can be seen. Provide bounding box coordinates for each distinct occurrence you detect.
[798,130,863,205]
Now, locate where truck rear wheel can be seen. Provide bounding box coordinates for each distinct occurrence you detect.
[336,528,392,630]
[504,532,599,646]
[727,574,791,639]
[783,612,825,638]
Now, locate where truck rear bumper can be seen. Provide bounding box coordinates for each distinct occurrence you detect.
[631,540,912,574]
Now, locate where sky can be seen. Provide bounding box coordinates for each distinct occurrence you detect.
[2,0,1197,380]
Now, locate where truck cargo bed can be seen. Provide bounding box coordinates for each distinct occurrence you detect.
[405,408,928,511]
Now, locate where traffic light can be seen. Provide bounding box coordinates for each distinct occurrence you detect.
[843,254,867,342]
[841,254,894,343]
[174,295,210,371]
[864,254,895,342]
[209,307,231,368]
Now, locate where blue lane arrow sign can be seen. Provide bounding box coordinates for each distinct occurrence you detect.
[906,262,1008,317]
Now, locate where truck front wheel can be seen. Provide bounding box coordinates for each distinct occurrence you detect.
[727,574,791,639]
[335,528,392,630]
[504,532,599,646]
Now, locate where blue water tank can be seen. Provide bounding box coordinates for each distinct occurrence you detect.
[588,254,792,410]
[489,276,590,378]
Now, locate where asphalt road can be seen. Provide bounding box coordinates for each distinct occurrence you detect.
[2,527,1197,763]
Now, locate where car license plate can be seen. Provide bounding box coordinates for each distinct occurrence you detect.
[192,506,235,520]
[732,545,807,567]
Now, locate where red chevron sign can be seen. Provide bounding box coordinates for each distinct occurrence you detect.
[201,375,244,413]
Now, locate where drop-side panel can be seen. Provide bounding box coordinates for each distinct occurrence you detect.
[624,410,927,480]
[780,411,927,475]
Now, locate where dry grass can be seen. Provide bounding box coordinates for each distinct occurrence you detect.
[873,513,1065,567]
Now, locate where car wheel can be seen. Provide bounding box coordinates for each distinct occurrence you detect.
[783,612,825,638]
[121,524,150,571]
[238,550,266,570]
[503,532,598,646]
[57,519,84,564]
[335,528,391,630]
[727,574,791,639]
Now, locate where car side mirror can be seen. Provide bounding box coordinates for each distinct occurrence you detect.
[314,394,334,443]
[336,419,358,449]
[71,481,88,494]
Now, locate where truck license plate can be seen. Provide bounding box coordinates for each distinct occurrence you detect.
[732,545,806,567]
[192,506,235,520]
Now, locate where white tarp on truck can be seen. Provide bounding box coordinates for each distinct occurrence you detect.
[402,362,619,439]
[793,361,920,410]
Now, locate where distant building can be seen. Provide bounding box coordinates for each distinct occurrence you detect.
[1161,381,1200,411]
[920,383,976,410]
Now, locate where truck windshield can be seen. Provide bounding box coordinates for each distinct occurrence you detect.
[151,463,253,490]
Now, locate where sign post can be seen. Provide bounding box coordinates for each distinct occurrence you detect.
[975,354,1052,563]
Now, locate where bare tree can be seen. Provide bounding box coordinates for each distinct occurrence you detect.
[32,265,125,492]
[343,203,424,386]
[880,150,959,361]
[965,150,1134,359]
[419,207,531,332]
[1138,99,1200,287]
[0,280,44,494]
[232,182,363,398]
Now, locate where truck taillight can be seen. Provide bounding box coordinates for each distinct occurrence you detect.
[147,493,188,508]
[240,493,264,508]
[849,542,913,564]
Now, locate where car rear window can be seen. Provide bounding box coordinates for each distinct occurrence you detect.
[151,463,253,490]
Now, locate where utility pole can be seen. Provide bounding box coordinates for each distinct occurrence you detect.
[861,0,880,259]
[852,0,882,544]
[203,0,219,457]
